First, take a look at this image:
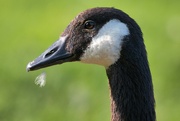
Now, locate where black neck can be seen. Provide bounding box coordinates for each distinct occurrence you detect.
[106,46,156,121]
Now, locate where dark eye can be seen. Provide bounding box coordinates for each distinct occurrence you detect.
[84,20,96,29]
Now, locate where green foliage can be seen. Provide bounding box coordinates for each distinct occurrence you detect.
[0,0,180,121]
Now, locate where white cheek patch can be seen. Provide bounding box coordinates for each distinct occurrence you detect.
[80,19,130,68]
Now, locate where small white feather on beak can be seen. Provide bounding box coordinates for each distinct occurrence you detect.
[35,72,46,87]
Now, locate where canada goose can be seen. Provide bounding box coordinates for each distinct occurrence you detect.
[27,7,156,121]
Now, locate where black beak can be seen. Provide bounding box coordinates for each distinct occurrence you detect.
[26,36,74,71]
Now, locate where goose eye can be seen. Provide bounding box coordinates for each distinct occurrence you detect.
[84,20,96,29]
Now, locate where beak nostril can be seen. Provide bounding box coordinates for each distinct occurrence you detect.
[44,47,58,58]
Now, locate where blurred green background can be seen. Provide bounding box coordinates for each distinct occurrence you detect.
[0,0,180,121]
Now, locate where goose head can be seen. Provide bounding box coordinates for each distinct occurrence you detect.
[27,7,141,71]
